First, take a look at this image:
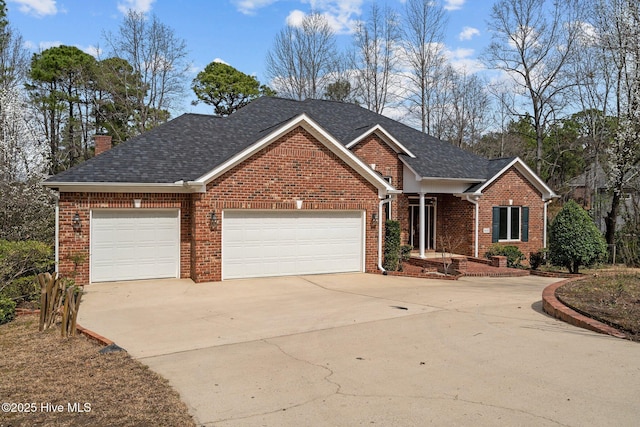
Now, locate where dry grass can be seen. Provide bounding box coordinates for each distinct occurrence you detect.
[0,315,195,426]
[556,272,640,342]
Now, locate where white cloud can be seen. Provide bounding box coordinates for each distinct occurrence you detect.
[8,0,57,17]
[37,40,62,50]
[117,0,155,14]
[232,0,280,15]
[444,0,465,11]
[233,0,363,33]
[458,26,480,41]
[286,9,306,27]
[213,58,229,65]
[305,0,363,34]
[84,45,102,58]
[445,47,485,74]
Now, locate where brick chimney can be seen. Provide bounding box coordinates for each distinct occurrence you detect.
[94,134,112,156]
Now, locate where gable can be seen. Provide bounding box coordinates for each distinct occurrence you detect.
[482,167,543,201]
[208,126,381,202]
[351,134,403,189]
[468,157,556,200]
[197,114,397,197]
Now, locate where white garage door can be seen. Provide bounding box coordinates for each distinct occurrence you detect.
[91,210,180,282]
[223,211,364,279]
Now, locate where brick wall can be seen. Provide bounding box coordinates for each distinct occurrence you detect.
[58,192,191,284]
[477,167,545,262]
[436,194,475,256]
[191,126,381,282]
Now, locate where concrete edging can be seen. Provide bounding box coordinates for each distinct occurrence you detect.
[15,308,115,346]
[542,278,627,339]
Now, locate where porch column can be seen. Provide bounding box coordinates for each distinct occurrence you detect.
[419,192,426,258]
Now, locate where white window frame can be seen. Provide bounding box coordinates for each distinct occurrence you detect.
[498,206,521,242]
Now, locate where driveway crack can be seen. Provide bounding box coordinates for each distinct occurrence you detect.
[206,338,341,425]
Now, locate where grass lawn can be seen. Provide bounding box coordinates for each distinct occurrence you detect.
[555,272,640,342]
[0,315,195,426]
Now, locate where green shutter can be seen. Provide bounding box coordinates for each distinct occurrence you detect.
[522,207,529,242]
[492,206,500,243]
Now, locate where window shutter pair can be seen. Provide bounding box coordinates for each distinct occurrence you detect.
[492,206,529,242]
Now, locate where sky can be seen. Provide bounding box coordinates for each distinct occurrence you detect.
[7,0,494,115]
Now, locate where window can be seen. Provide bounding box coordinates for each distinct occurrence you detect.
[492,206,529,243]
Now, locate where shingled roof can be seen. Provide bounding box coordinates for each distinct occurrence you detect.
[45,97,510,186]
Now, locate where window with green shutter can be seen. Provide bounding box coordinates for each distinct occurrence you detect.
[492,206,527,242]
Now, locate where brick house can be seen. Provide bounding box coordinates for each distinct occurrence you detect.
[44,97,557,283]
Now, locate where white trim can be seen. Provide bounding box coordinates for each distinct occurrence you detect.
[44,182,204,194]
[196,114,397,196]
[345,124,417,158]
[497,206,522,242]
[471,157,557,199]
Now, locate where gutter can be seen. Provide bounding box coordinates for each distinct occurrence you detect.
[378,197,395,274]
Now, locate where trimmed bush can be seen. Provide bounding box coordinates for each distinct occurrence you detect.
[0,297,16,325]
[529,249,547,270]
[549,200,607,274]
[0,241,53,305]
[384,220,401,271]
[485,244,525,268]
[1,275,40,305]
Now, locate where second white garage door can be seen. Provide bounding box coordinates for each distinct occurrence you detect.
[222,210,364,279]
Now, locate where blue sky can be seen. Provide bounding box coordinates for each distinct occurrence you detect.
[8,0,492,114]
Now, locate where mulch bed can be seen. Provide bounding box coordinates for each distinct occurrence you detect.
[555,273,640,342]
[0,315,195,426]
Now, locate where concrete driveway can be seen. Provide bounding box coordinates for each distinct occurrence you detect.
[78,273,640,426]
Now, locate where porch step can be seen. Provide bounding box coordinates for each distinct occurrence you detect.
[407,255,529,278]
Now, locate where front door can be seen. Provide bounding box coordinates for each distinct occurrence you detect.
[409,199,436,250]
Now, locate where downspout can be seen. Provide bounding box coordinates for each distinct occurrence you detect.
[378,197,394,274]
[54,191,60,273]
[466,194,480,258]
[543,199,552,248]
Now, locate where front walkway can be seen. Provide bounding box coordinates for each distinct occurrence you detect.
[407,252,528,278]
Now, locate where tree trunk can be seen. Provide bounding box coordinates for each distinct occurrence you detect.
[605,191,621,245]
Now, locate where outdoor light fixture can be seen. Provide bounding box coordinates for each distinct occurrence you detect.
[210,212,218,230]
[72,212,81,232]
[372,212,378,224]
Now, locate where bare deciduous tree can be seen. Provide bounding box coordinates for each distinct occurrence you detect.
[402,0,448,133]
[483,0,583,175]
[104,10,190,133]
[266,13,339,100]
[445,70,491,148]
[351,3,401,114]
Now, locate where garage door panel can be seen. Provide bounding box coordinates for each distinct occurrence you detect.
[223,211,363,279]
[91,210,179,282]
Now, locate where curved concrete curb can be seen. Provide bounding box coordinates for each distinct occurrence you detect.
[542,278,627,339]
[15,309,115,346]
